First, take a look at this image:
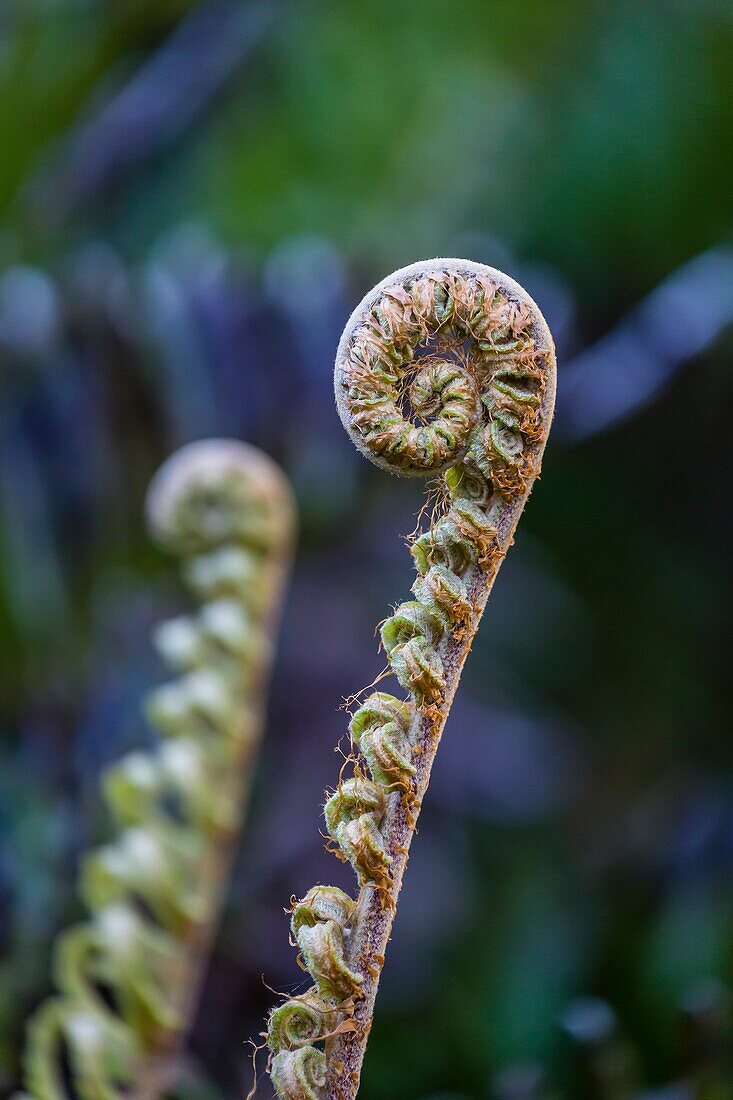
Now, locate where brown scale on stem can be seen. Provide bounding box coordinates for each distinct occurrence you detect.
[264,259,555,1100]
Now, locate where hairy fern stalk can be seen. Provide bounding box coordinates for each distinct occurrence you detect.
[17,439,294,1100]
[265,260,556,1100]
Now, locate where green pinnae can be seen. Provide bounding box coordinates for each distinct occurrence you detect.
[323,778,391,887]
[358,720,415,787]
[451,498,498,544]
[154,615,204,671]
[410,512,478,577]
[323,777,386,836]
[388,636,445,702]
[103,754,162,826]
[292,915,362,1002]
[380,600,444,656]
[443,458,495,509]
[291,886,356,933]
[334,815,392,888]
[268,993,324,1053]
[412,563,472,632]
[490,408,524,463]
[271,1046,327,1100]
[492,364,541,405]
[349,693,412,744]
[184,544,279,618]
[478,335,523,355]
[432,282,453,325]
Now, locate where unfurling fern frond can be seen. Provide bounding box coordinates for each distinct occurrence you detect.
[264,259,556,1100]
[19,440,294,1100]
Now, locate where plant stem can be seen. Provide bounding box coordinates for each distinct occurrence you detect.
[324,470,548,1097]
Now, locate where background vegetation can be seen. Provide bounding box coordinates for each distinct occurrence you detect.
[0,1,731,1096]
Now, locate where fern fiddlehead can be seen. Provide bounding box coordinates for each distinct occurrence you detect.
[18,439,294,1100]
[265,259,556,1100]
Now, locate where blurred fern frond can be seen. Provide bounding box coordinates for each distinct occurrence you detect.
[16,438,294,1100]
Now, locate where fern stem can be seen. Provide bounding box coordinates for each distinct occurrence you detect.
[324,482,548,1098]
